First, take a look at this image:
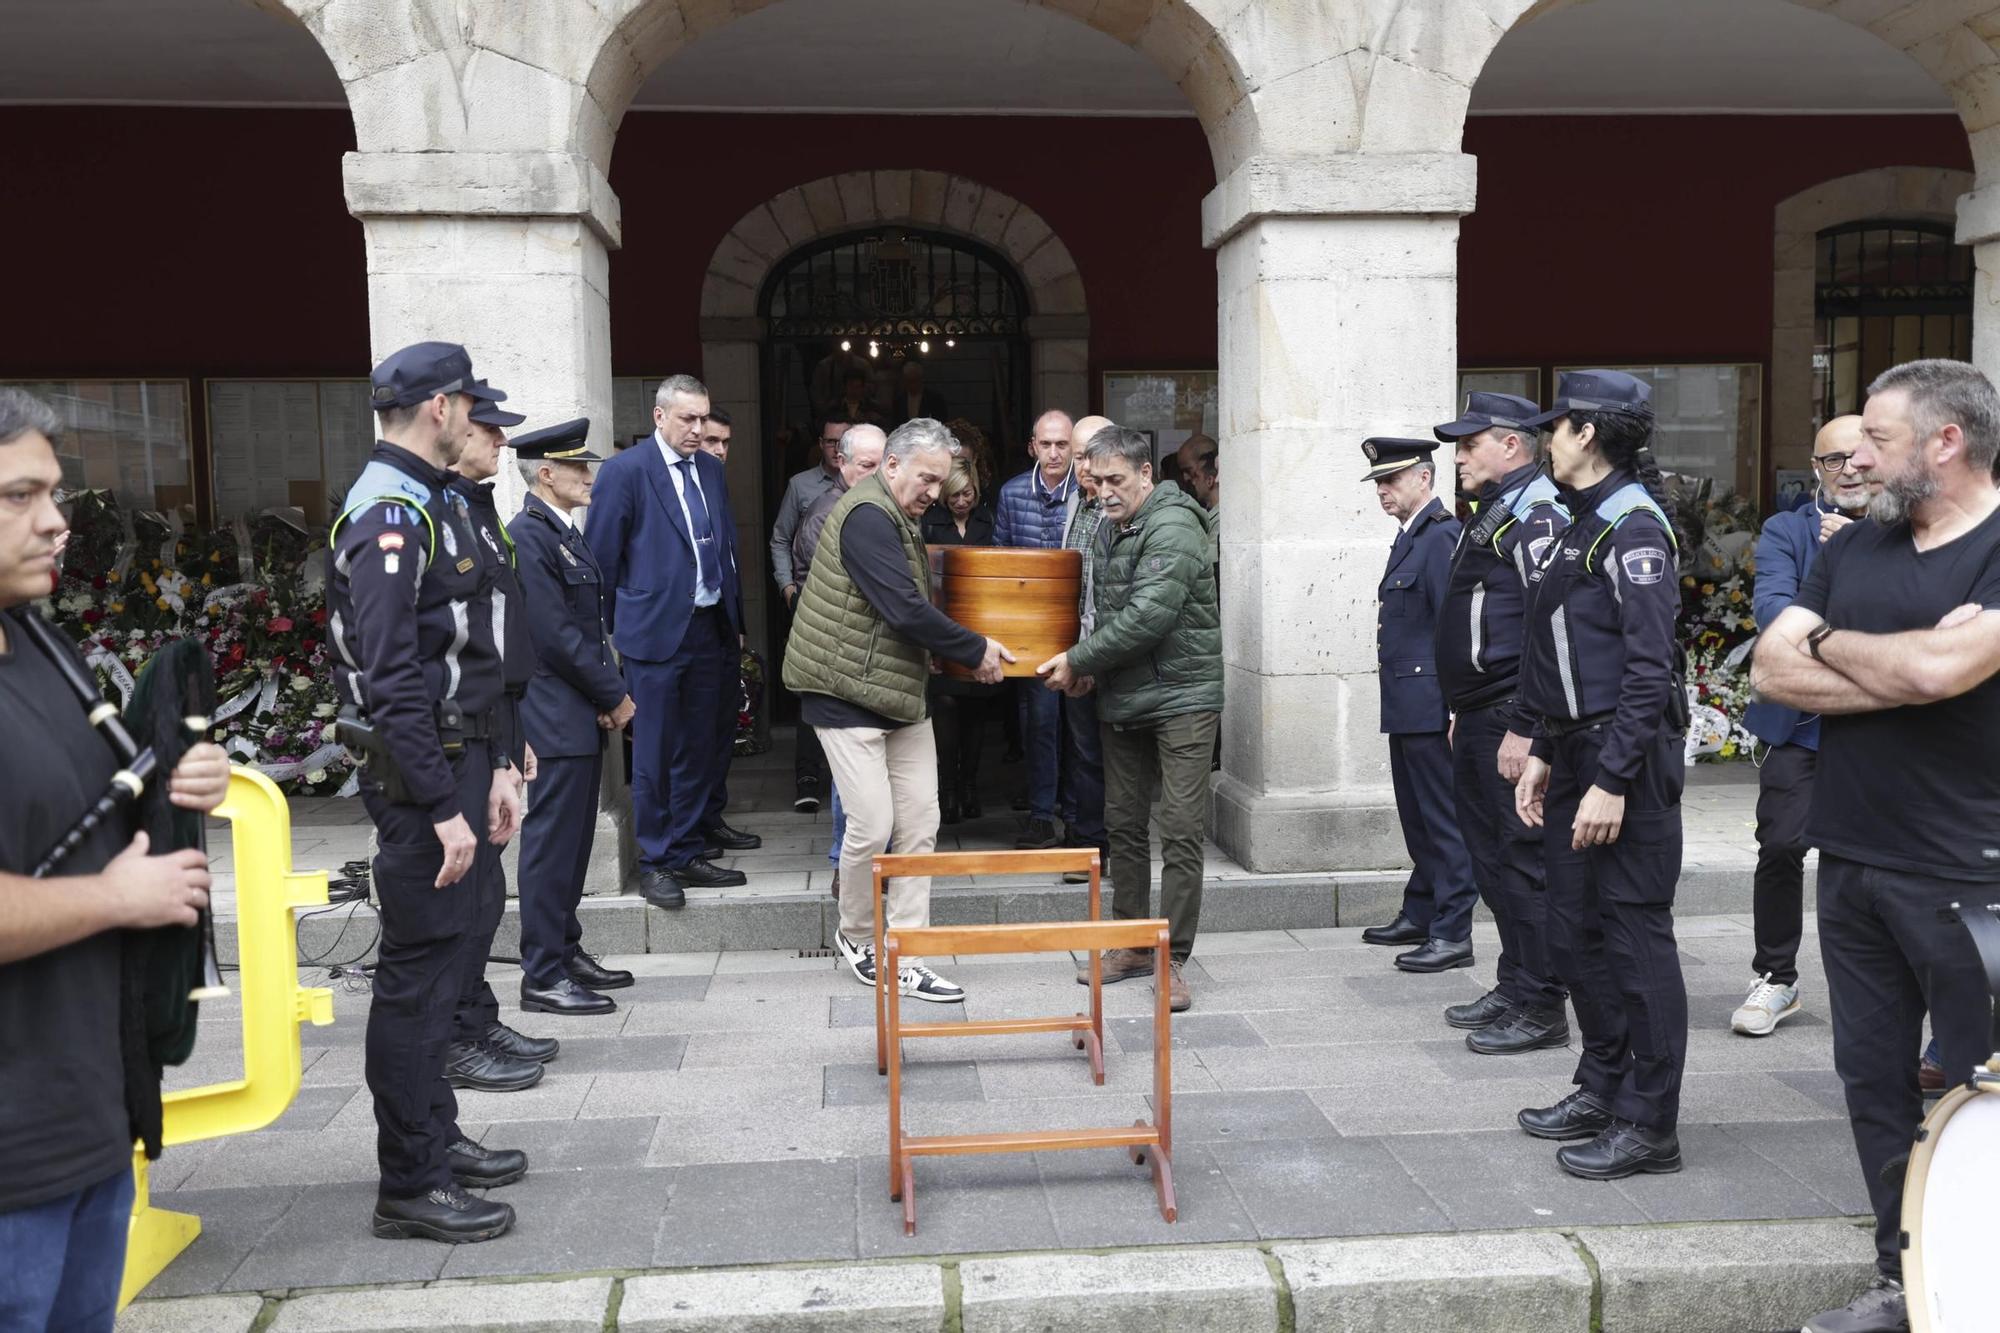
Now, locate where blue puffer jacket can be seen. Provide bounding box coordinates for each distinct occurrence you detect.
[992,466,1076,550]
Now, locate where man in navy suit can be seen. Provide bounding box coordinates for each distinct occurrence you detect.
[508,419,636,1015]
[1358,438,1479,974]
[586,375,759,905]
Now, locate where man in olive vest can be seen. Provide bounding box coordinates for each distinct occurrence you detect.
[783,418,1012,1003]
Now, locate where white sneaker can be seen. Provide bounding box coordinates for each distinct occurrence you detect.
[1731,973,1801,1037]
[898,961,965,1004]
[834,932,876,987]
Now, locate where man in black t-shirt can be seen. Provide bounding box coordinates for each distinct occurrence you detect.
[0,388,229,1332]
[1752,359,2000,1333]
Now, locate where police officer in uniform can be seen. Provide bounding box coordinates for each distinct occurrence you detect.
[1512,370,1690,1180]
[507,418,636,1015]
[1431,394,1574,1054]
[328,342,526,1243]
[1358,439,1480,973]
[436,392,561,1092]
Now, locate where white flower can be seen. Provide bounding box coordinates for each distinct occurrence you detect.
[289,676,311,692]
[305,768,327,784]
[313,702,337,718]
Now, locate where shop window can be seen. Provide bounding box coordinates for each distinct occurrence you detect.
[5,378,193,515]
[1556,364,1762,500]
[1814,220,1972,425]
[205,378,371,523]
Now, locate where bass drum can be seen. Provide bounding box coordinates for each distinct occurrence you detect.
[1904,1076,2000,1332]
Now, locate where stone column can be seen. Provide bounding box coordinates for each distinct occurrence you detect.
[1960,178,2000,391]
[1203,153,1477,873]
[344,149,631,897]
[699,323,770,659]
[342,150,620,516]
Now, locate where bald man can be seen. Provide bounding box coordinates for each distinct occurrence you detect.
[994,409,1080,848]
[1175,433,1218,511]
[1733,415,1870,1038]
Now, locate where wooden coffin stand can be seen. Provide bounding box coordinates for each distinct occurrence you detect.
[871,848,1177,1237]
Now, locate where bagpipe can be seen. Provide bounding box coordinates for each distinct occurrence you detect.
[17,608,227,1152]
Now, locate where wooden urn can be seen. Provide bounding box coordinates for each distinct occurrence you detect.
[928,545,1082,679]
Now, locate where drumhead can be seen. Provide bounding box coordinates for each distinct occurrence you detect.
[1908,1084,2000,1332]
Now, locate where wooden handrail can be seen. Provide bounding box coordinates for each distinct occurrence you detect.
[873,848,1099,877]
[886,920,1163,956]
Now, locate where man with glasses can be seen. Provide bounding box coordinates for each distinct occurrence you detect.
[1732,415,1868,1038]
[771,412,851,812]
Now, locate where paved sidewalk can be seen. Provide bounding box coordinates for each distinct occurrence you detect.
[141,905,1863,1299]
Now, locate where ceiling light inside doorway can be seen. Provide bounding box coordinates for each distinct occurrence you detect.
[840,339,851,352]
[919,340,930,354]
[868,341,879,358]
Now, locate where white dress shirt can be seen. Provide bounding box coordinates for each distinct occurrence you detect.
[656,429,720,607]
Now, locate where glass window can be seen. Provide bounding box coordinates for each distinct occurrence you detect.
[3,379,193,516]
[1457,368,1540,409]
[205,379,371,524]
[1556,364,1762,500]
[1814,219,1971,425]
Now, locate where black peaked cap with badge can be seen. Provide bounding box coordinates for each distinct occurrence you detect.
[468,379,526,429]
[1434,392,1542,442]
[1523,370,1653,429]
[1360,437,1439,482]
[512,418,604,463]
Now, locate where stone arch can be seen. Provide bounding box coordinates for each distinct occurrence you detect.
[695,172,1091,658]
[1769,165,1975,470]
[587,0,1258,175]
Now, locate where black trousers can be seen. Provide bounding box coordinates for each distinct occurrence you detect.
[519,750,604,990]
[930,689,993,797]
[1543,725,1688,1130]
[1389,731,1477,942]
[1751,743,1815,986]
[450,804,507,1045]
[1453,702,1565,1011]
[1817,852,1993,1279]
[362,740,493,1197]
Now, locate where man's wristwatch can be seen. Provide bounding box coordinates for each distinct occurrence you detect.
[1806,622,1837,662]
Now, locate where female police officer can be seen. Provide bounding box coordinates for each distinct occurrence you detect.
[1510,370,1690,1180]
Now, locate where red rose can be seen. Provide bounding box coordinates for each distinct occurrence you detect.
[301,638,318,654]
[311,608,328,625]
[267,616,294,633]
[91,575,107,590]
[82,609,102,624]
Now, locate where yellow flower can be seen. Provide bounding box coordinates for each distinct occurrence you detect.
[1701,583,1716,596]
[202,573,212,586]
[155,596,170,611]
[1740,618,1756,631]
[1728,589,1744,603]
[210,551,223,563]
[1681,576,1697,588]
[110,601,125,613]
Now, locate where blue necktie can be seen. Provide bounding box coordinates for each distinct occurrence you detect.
[676,456,718,597]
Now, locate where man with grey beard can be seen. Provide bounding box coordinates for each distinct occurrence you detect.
[1730,415,1869,1039]
[1752,359,2000,1333]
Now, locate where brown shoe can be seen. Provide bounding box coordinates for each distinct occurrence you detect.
[1075,947,1153,986]
[1164,960,1191,1013]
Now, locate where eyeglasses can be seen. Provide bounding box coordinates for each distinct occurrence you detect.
[1811,452,1858,473]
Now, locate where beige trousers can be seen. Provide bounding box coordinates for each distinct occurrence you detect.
[817,718,940,951]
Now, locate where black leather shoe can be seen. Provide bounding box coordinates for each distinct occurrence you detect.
[640,869,686,909]
[1444,987,1512,1030]
[1517,1088,1614,1141]
[959,786,983,820]
[447,1137,527,1188]
[521,977,616,1015]
[667,859,748,889]
[1557,1121,1683,1180]
[1394,937,1474,973]
[1468,1004,1571,1055]
[485,1021,558,1064]
[444,1040,544,1092]
[940,792,961,826]
[1361,914,1426,946]
[565,950,633,990]
[703,820,762,851]
[372,1184,515,1243]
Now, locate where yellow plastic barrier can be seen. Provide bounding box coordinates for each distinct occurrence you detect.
[120,767,335,1308]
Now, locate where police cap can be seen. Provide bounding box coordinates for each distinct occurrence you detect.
[512,417,603,464]
[1433,392,1541,442]
[1360,437,1438,482]
[369,341,509,411]
[468,380,526,429]
[1523,370,1653,429]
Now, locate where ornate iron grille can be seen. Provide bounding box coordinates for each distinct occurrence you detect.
[1815,219,1973,423]
[764,229,1026,340]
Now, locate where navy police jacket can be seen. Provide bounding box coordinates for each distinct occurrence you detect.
[328,441,505,821]
[1377,495,1459,735]
[1518,471,1681,796]
[507,493,627,759]
[451,477,537,693]
[1435,463,1570,715]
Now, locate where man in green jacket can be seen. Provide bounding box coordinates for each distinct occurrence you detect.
[1038,424,1222,1012]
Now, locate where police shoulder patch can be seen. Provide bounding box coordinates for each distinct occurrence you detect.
[1620,546,1668,585]
[376,532,406,552]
